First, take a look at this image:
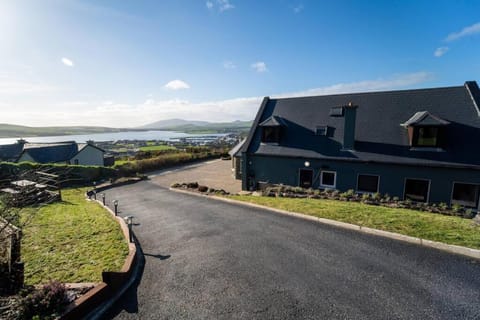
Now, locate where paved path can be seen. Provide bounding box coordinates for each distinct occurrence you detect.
[103,181,480,319]
[149,159,241,194]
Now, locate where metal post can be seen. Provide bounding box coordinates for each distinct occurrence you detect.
[101,193,105,206]
[93,190,96,200]
[124,216,134,243]
[113,200,118,216]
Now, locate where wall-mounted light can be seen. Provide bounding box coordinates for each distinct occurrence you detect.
[304,161,310,167]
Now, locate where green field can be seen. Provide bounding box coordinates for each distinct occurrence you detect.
[229,195,480,249]
[138,145,177,152]
[21,188,129,285]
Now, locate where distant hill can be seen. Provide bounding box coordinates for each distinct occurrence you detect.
[139,119,253,134]
[0,123,126,138]
[139,118,211,129]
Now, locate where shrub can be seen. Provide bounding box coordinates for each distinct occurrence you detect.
[452,203,463,213]
[19,281,69,319]
[186,182,199,189]
[198,185,208,192]
[438,202,448,210]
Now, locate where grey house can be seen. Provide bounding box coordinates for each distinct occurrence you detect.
[238,81,480,208]
[14,141,106,166]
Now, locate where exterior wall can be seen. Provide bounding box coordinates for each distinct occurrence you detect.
[243,154,480,205]
[17,153,35,163]
[71,146,104,166]
[232,156,242,180]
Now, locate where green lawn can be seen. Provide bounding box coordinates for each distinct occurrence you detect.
[139,145,177,152]
[21,188,129,285]
[229,195,480,249]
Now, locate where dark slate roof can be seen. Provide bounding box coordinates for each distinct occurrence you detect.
[401,111,450,127]
[243,81,480,169]
[21,142,79,163]
[229,139,246,157]
[0,143,24,162]
[259,116,285,127]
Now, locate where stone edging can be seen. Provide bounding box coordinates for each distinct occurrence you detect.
[59,190,139,320]
[170,187,480,260]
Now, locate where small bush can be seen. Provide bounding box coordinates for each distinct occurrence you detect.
[186,182,199,189]
[19,281,69,319]
[198,185,208,192]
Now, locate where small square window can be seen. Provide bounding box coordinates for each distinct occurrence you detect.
[451,182,479,208]
[357,174,379,193]
[316,126,328,136]
[404,178,430,202]
[320,171,336,188]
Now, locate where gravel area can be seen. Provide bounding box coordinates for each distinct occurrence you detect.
[148,159,241,194]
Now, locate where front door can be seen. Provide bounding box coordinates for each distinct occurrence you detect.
[299,169,313,188]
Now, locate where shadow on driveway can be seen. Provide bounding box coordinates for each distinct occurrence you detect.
[102,234,171,318]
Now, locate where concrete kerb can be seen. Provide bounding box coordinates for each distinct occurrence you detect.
[59,187,141,320]
[169,187,480,260]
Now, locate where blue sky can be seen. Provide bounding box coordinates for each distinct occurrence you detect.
[1,0,479,127]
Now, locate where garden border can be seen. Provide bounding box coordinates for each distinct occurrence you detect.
[59,179,143,320]
[170,187,480,260]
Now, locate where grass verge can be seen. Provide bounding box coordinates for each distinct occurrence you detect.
[21,188,129,285]
[229,195,480,249]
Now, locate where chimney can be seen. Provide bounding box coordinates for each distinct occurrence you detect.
[343,102,358,150]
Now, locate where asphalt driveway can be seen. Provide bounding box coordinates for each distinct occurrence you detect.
[103,181,480,319]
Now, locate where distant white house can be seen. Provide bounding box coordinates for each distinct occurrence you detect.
[17,141,106,166]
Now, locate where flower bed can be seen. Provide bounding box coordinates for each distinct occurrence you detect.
[260,185,476,219]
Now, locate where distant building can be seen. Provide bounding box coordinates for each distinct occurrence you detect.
[238,81,480,208]
[0,141,108,166]
[0,139,26,162]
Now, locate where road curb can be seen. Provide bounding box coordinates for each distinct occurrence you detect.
[170,187,480,260]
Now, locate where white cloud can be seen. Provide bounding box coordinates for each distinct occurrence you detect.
[223,61,236,69]
[61,57,74,67]
[273,72,434,98]
[445,22,480,42]
[164,79,190,90]
[0,72,433,128]
[293,4,304,13]
[206,0,234,12]
[251,61,267,73]
[0,76,57,95]
[434,47,449,57]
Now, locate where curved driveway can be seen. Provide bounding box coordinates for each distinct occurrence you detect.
[104,181,480,319]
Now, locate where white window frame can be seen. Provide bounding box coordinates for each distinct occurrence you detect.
[320,170,336,189]
[403,178,431,202]
[356,174,380,194]
[450,181,480,208]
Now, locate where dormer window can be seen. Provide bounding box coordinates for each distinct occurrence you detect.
[315,126,328,136]
[402,111,449,150]
[413,126,443,147]
[259,116,285,143]
[262,126,281,143]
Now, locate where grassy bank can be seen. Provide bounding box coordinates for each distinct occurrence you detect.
[229,196,480,249]
[21,188,129,285]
